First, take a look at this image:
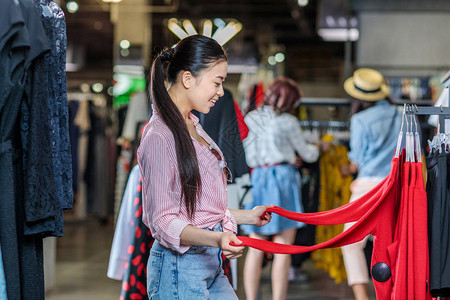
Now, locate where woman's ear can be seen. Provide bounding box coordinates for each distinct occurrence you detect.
[181,71,192,89]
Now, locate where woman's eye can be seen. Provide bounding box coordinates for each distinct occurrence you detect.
[215,82,221,87]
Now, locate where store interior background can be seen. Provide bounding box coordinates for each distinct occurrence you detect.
[45,0,450,299]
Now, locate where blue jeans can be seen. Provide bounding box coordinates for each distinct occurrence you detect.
[147,224,238,299]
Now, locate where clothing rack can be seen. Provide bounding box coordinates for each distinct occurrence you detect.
[299,120,349,128]
[405,71,450,134]
[404,72,449,300]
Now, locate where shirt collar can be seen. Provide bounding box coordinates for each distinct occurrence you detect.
[375,99,388,106]
[189,112,200,126]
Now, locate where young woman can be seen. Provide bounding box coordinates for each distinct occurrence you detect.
[137,35,273,299]
[241,77,319,300]
[340,68,402,300]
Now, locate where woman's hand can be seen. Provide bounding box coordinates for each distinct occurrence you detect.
[249,204,274,227]
[219,232,245,259]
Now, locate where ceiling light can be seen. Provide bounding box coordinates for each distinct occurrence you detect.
[297,0,309,7]
[168,18,242,46]
[80,83,90,93]
[183,20,198,35]
[102,0,121,3]
[168,18,188,39]
[119,40,130,49]
[268,56,276,65]
[66,1,79,13]
[213,18,226,29]
[92,83,104,93]
[212,21,242,45]
[203,20,213,38]
[120,49,129,57]
[274,52,285,63]
[318,28,359,41]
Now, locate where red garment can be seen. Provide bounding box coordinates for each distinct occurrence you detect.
[255,82,264,108]
[233,152,431,300]
[233,101,249,140]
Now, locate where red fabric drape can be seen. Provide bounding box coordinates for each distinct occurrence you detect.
[232,151,431,300]
[233,101,249,140]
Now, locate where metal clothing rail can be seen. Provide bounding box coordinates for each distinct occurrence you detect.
[299,120,349,128]
[404,105,450,134]
[404,74,450,300]
[405,72,450,134]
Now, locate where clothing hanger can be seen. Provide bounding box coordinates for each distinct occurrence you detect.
[395,104,407,158]
[405,106,412,162]
[412,106,422,162]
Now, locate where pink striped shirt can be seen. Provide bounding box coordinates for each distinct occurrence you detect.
[137,110,237,254]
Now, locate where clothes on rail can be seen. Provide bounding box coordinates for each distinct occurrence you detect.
[108,165,153,300]
[291,160,320,277]
[193,88,249,180]
[0,0,72,298]
[68,96,115,220]
[312,144,352,284]
[236,67,274,113]
[426,146,450,297]
[233,147,432,299]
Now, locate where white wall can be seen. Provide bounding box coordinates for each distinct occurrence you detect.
[357,12,450,73]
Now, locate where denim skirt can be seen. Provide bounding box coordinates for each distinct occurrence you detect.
[147,224,238,300]
[241,164,305,236]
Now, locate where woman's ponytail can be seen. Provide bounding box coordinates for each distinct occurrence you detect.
[150,48,201,219]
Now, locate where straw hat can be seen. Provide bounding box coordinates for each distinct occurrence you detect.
[344,68,390,102]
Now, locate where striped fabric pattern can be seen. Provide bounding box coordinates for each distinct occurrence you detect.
[137,111,237,254]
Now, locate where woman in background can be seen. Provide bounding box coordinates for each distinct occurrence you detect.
[340,68,402,300]
[242,77,319,300]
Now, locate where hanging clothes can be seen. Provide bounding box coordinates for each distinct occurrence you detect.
[232,149,432,300]
[108,166,145,281]
[118,166,153,300]
[108,165,153,300]
[291,160,320,271]
[0,0,71,298]
[193,88,249,179]
[312,144,352,284]
[85,102,113,219]
[426,147,450,297]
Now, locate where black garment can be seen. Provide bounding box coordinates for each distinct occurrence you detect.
[0,0,49,298]
[1,0,71,298]
[292,161,320,268]
[247,84,257,113]
[193,89,249,179]
[21,1,63,236]
[85,103,113,218]
[68,101,80,192]
[35,0,73,212]
[426,148,450,297]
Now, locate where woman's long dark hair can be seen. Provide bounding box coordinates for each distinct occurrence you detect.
[350,96,394,116]
[150,35,227,219]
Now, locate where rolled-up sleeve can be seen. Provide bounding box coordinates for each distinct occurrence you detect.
[138,132,190,253]
[222,209,238,234]
[348,116,367,166]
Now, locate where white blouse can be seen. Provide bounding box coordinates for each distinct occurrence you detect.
[243,106,319,168]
